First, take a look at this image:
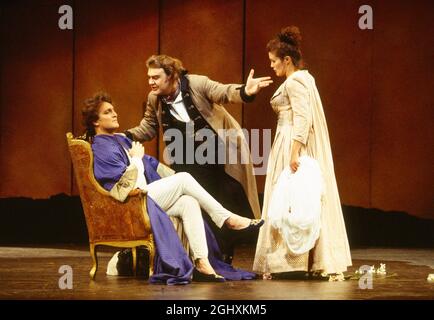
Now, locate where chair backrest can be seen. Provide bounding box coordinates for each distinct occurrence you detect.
[66,133,150,243]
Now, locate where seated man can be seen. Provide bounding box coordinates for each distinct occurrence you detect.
[81,92,264,283]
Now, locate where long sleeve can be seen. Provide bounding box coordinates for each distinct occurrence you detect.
[126,98,159,142]
[156,162,176,178]
[196,75,254,105]
[92,135,145,202]
[108,164,139,202]
[110,153,149,202]
[93,144,129,191]
[286,77,312,145]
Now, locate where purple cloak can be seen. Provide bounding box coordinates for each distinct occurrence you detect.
[92,134,256,284]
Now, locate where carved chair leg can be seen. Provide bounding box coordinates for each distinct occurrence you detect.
[147,241,155,276]
[132,247,137,276]
[89,244,98,279]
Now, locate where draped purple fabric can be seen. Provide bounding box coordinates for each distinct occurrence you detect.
[146,197,194,285]
[92,134,256,284]
[92,134,160,190]
[204,221,256,280]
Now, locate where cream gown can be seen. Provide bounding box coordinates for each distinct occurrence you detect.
[253,70,352,274]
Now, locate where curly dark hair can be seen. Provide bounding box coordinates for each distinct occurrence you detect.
[81,92,112,139]
[146,54,187,82]
[267,26,305,69]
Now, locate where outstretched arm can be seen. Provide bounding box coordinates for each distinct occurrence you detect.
[198,71,272,105]
[126,98,159,142]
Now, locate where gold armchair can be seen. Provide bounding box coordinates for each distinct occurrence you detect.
[66,132,154,279]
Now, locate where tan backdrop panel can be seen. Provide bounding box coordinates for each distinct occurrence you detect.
[73,0,159,143]
[0,1,73,198]
[371,0,434,218]
[159,0,244,145]
[73,0,159,194]
[245,0,372,207]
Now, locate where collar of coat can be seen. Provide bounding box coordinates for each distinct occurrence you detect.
[158,73,190,105]
[180,73,190,94]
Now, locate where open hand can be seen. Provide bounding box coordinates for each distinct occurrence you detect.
[245,69,273,96]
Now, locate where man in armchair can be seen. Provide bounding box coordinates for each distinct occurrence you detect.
[81,92,264,283]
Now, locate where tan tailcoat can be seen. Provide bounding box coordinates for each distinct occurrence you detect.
[128,74,261,218]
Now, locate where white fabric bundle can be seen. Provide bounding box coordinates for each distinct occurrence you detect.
[106,251,120,275]
[267,155,324,255]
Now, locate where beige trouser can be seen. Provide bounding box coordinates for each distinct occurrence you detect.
[147,172,232,260]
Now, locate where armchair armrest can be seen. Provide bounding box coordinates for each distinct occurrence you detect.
[128,188,147,197]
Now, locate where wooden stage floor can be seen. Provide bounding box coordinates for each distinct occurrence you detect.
[0,244,433,300]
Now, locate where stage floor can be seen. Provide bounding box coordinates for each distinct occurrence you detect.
[0,245,433,300]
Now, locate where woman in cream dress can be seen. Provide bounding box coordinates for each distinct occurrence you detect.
[253,26,352,279]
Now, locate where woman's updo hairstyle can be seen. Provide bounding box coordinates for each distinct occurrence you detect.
[267,26,305,69]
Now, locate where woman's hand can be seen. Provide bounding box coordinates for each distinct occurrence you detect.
[129,141,145,159]
[290,153,300,173]
[290,140,303,173]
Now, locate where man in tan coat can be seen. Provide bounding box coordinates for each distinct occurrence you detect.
[126,55,272,263]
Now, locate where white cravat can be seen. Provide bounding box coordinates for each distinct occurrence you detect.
[166,91,191,123]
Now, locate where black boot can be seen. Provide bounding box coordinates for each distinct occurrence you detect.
[116,248,149,278]
[219,236,235,265]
